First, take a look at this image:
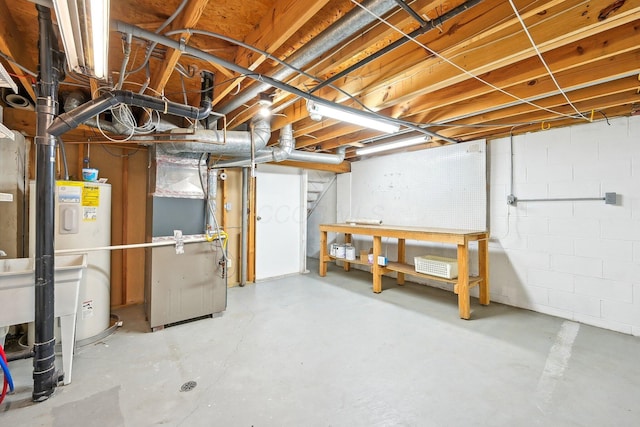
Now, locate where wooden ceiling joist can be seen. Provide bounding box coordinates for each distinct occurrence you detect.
[0,0,36,102]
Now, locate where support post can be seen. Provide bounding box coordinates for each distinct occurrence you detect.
[240,167,249,286]
[479,238,490,305]
[457,241,471,320]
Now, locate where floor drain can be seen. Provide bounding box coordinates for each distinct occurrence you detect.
[180,381,197,392]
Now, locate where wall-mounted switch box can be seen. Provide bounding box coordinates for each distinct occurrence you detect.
[605,192,617,205]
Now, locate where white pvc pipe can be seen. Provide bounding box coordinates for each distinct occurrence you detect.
[54,237,208,254]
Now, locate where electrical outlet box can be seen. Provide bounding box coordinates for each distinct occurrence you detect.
[605,192,617,205]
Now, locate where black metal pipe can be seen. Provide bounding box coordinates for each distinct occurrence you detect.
[7,348,35,362]
[113,20,459,144]
[310,0,483,95]
[393,0,428,26]
[33,4,61,402]
[48,89,212,137]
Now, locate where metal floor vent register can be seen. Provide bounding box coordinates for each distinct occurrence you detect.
[414,255,459,279]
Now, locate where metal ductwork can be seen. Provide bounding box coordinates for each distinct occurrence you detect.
[217,0,398,115]
[113,20,457,144]
[213,124,347,167]
[212,124,294,167]
[288,147,347,165]
[155,116,272,156]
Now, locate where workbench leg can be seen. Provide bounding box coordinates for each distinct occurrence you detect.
[319,230,327,277]
[372,235,383,293]
[457,243,470,319]
[397,238,405,285]
[479,238,490,305]
[344,233,352,272]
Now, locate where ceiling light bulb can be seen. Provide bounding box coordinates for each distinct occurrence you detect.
[258,106,271,118]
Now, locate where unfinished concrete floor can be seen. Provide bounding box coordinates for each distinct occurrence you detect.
[1,259,639,426]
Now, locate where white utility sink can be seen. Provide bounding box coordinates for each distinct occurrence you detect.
[0,254,87,385]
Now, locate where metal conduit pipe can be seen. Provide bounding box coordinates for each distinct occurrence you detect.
[217,0,398,115]
[116,33,133,90]
[311,0,484,96]
[112,21,458,144]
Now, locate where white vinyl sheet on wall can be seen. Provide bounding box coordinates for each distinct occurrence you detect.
[348,140,487,230]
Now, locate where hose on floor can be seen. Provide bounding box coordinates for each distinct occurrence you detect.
[0,344,15,404]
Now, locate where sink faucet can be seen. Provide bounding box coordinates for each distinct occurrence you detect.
[0,250,6,257]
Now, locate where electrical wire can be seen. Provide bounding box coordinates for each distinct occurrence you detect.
[197,156,229,264]
[0,50,37,77]
[348,0,588,121]
[101,144,140,158]
[507,0,587,121]
[163,28,375,113]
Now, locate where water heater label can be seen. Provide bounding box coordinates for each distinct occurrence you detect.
[83,207,98,221]
[82,300,94,319]
[57,181,83,204]
[82,184,100,207]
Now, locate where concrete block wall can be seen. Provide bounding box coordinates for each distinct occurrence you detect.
[489,115,640,335]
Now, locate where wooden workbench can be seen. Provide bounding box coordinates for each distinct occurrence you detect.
[319,223,489,319]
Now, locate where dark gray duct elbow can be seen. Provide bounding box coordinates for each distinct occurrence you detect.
[48,90,211,137]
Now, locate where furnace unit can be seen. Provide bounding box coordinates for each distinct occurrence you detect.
[144,147,227,331]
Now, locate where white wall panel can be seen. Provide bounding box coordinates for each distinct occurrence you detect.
[349,140,486,230]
